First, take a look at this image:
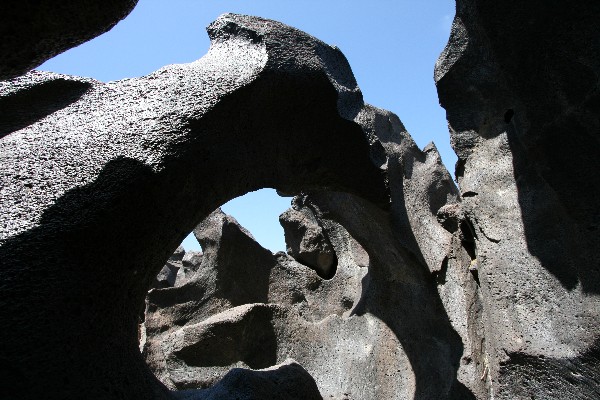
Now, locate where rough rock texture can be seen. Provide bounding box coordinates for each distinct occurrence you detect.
[143,110,472,399]
[3,2,599,399]
[279,201,337,279]
[143,210,369,396]
[0,14,388,399]
[434,1,600,398]
[173,359,322,400]
[0,0,139,81]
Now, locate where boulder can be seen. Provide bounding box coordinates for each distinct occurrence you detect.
[279,199,337,279]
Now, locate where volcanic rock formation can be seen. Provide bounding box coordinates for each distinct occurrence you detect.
[0,13,388,400]
[0,0,139,80]
[1,2,599,400]
[434,1,600,398]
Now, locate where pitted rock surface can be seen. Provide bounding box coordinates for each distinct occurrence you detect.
[435,1,600,398]
[0,14,388,399]
[143,106,469,399]
[1,2,599,399]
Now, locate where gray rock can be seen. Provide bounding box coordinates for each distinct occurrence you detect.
[154,263,180,289]
[3,2,598,399]
[145,168,470,399]
[0,14,388,399]
[170,246,186,262]
[173,359,322,400]
[143,209,367,394]
[0,0,138,80]
[435,1,600,398]
[279,199,337,279]
[175,250,203,287]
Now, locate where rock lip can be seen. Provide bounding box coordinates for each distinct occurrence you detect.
[173,359,323,400]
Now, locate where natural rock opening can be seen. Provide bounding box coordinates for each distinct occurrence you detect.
[2,1,599,399]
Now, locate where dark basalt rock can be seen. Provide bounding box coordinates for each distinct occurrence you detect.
[0,0,139,81]
[0,14,388,399]
[173,359,322,400]
[435,1,600,398]
[279,198,337,279]
[2,1,599,399]
[143,95,470,399]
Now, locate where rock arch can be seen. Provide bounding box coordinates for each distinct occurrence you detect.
[0,14,389,399]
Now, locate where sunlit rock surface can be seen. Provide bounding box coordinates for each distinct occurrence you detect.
[1,1,599,399]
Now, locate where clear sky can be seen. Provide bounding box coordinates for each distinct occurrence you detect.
[40,0,456,253]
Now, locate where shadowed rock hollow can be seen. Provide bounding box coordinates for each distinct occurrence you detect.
[1,2,599,400]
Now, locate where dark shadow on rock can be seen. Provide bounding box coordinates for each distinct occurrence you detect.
[499,338,600,399]
[173,359,322,400]
[0,78,91,138]
[173,304,277,370]
[0,157,174,399]
[492,0,600,294]
[307,192,475,400]
[0,0,139,80]
[506,116,600,293]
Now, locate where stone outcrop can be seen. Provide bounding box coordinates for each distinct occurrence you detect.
[434,1,600,398]
[143,106,473,399]
[0,0,139,80]
[279,200,337,279]
[1,2,599,399]
[0,14,388,399]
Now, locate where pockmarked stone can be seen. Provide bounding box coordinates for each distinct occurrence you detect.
[0,13,388,399]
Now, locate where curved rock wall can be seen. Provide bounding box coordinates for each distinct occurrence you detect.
[0,14,387,399]
[435,1,600,398]
[1,2,599,399]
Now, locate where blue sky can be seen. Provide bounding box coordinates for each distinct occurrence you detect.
[40,0,456,253]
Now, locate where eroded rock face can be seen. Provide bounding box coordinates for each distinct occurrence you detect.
[143,209,369,396]
[143,106,471,399]
[0,14,388,399]
[435,1,600,398]
[2,2,599,399]
[0,0,139,80]
[279,199,337,279]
